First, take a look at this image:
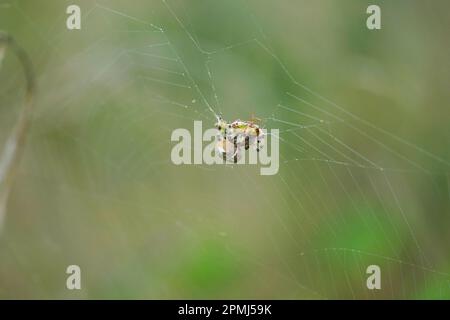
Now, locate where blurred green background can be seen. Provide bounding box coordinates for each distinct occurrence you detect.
[0,0,449,299]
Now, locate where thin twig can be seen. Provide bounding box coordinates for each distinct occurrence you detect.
[0,31,35,232]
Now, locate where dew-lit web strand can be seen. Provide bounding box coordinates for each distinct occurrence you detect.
[270,175,315,245]
[161,0,262,120]
[319,159,378,245]
[244,8,446,289]
[284,97,416,170]
[268,229,324,297]
[254,3,434,284]
[285,92,434,174]
[283,156,336,236]
[138,79,201,112]
[131,60,185,77]
[316,163,369,239]
[312,160,350,231]
[140,75,191,89]
[240,166,314,249]
[302,128,367,168]
[250,37,450,169]
[265,68,446,178]
[238,170,326,298]
[165,0,399,178]
[130,50,179,62]
[278,174,322,235]
[111,108,174,172]
[41,1,446,298]
[346,168,401,256]
[164,1,337,150]
[30,34,114,118]
[61,51,130,119]
[352,249,371,299]
[239,169,310,251]
[86,90,166,179]
[239,167,320,297]
[383,171,432,268]
[162,0,257,56]
[312,248,450,278]
[221,231,326,298]
[324,248,341,298]
[283,153,439,175]
[288,128,418,175]
[205,57,223,116]
[52,25,197,184]
[317,126,382,169]
[161,0,221,118]
[268,117,329,131]
[163,173,326,299]
[340,250,357,299]
[109,51,216,124]
[2,1,326,298]
[279,120,439,276]
[13,0,450,176]
[280,153,342,239]
[277,103,328,123]
[366,173,413,259]
[277,116,361,168]
[280,94,444,172]
[237,170,296,241]
[295,161,343,236]
[289,114,433,269]
[282,159,331,233]
[302,247,450,298]
[92,5,216,122]
[163,35,217,121]
[326,165,432,292]
[76,7,191,122]
[254,50,441,175]
[59,1,450,296]
[95,3,163,32]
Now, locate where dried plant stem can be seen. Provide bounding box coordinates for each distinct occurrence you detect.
[0,31,35,231]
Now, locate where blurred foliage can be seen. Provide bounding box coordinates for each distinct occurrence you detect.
[0,0,449,299]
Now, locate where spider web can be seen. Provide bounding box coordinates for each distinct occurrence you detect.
[0,0,450,299]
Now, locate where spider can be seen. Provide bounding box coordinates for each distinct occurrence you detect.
[214,115,265,163]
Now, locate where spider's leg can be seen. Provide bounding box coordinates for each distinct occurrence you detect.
[233,136,238,163]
